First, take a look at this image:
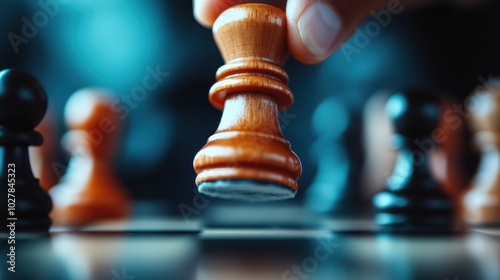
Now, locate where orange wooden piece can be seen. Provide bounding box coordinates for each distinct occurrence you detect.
[49,88,130,226]
[462,82,500,225]
[193,4,301,199]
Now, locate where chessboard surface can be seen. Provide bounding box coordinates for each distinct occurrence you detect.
[1,202,500,280]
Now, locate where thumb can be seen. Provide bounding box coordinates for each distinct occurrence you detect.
[287,0,387,64]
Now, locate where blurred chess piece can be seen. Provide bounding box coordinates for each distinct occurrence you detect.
[50,88,130,226]
[429,98,471,203]
[30,110,60,191]
[0,69,52,232]
[193,4,301,201]
[363,91,470,210]
[305,97,353,214]
[361,90,397,199]
[462,80,500,226]
[372,90,455,231]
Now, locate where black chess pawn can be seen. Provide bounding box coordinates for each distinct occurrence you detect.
[373,90,454,232]
[0,69,52,232]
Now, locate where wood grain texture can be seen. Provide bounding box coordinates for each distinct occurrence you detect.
[193,4,301,194]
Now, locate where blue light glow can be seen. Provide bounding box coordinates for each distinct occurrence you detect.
[50,1,172,91]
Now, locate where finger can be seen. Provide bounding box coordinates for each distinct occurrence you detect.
[193,0,287,27]
[286,0,387,64]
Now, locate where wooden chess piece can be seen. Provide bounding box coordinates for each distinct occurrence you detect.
[193,4,301,201]
[372,90,455,232]
[0,69,52,232]
[462,81,500,225]
[426,98,471,217]
[49,88,130,226]
[30,111,60,191]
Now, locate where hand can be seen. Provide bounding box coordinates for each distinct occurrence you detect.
[193,0,387,64]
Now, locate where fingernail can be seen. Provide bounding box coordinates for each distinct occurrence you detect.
[298,2,342,58]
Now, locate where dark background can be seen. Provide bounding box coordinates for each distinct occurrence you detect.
[0,0,499,213]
